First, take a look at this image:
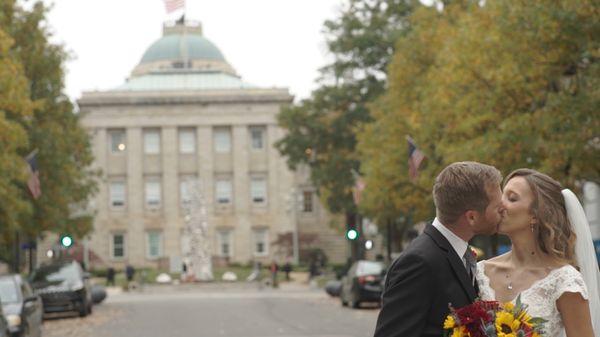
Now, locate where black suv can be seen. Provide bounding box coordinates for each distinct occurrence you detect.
[30,261,92,317]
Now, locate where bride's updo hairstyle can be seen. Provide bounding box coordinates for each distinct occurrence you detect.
[504,169,577,266]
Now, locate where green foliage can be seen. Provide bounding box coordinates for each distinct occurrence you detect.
[358,0,600,222]
[276,0,415,214]
[0,0,99,261]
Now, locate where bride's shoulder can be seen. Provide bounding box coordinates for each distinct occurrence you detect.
[478,252,511,271]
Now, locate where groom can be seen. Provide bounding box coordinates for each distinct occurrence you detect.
[374,161,505,337]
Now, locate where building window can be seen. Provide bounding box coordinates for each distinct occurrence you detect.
[250,178,267,204]
[111,234,125,259]
[144,129,161,154]
[303,191,313,212]
[214,128,231,153]
[253,229,268,256]
[250,127,265,150]
[218,231,232,257]
[109,181,126,209]
[179,128,196,154]
[108,129,126,153]
[145,180,161,209]
[215,179,232,204]
[146,232,162,259]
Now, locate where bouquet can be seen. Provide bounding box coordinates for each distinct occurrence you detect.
[443,295,546,337]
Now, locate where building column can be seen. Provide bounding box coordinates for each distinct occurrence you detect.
[126,127,143,265]
[233,125,251,262]
[161,127,179,262]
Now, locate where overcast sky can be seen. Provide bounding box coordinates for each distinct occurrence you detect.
[41,0,345,102]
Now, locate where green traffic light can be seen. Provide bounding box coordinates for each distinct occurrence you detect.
[60,235,73,248]
[346,229,359,240]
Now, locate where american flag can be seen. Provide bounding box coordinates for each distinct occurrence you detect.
[25,150,41,199]
[407,136,425,181]
[163,0,185,13]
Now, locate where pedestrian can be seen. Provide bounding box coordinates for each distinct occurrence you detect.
[270,261,279,288]
[282,260,292,281]
[181,261,188,281]
[106,267,115,286]
[125,264,135,289]
[309,260,318,280]
[374,162,505,337]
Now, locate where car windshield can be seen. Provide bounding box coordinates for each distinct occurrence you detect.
[0,278,19,303]
[356,261,384,276]
[31,263,79,283]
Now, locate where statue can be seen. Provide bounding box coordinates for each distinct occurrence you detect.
[181,178,213,281]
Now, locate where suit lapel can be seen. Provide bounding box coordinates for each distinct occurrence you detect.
[424,224,478,302]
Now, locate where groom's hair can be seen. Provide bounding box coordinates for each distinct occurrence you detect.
[433,161,502,225]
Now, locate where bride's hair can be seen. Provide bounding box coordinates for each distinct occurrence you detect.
[504,169,577,266]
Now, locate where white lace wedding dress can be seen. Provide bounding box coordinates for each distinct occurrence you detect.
[476,262,589,337]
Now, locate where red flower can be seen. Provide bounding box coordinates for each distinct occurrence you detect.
[452,301,499,337]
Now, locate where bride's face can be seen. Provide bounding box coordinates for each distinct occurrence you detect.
[499,177,536,234]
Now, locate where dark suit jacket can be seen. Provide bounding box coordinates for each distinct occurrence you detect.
[373,224,477,337]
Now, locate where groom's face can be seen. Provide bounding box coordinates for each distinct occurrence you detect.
[472,183,505,235]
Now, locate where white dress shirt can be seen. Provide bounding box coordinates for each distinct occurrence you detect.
[432,217,469,268]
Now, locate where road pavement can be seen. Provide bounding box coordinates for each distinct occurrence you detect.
[43,282,379,337]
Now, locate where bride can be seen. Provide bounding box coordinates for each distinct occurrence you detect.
[476,169,600,337]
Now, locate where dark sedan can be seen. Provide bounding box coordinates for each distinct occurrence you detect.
[30,261,92,317]
[340,260,385,308]
[0,275,42,337]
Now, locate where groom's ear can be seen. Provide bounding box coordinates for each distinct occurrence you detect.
[465,210,478,225]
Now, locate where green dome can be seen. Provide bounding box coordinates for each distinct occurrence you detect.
[140,34,225,63]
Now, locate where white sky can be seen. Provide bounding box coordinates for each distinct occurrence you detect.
[40,0,344,102]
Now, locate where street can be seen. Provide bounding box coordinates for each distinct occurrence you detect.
[43,283,379,337]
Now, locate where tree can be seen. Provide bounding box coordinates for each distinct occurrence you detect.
[0,23,34,256]
[358,0,600,223]
[276,0,415,229]
[0,0,98,263]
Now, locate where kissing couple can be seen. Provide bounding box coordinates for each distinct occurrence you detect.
[374,161,600,337]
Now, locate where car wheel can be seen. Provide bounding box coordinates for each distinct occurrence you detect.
[78,301,89,317]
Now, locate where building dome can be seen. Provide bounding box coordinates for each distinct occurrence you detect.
[130,20,238,78]
[140,34,225,64]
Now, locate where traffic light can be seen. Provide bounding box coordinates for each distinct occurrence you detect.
[60,235,73,248]
[364,239,374,250]
[346,228,359,241]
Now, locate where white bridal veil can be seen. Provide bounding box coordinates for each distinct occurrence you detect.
[562,189,600,334]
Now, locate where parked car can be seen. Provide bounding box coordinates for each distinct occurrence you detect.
[30,260,92,317]
[0,301,9,337]
[0,275,43,337]
[340,260,385,308]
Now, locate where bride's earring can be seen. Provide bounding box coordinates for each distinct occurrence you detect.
[530,224,534,232]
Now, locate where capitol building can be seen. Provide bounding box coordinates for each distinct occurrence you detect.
[75,20,347,270]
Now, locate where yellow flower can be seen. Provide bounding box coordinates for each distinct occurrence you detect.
[451,326,469,337]
[495,311,521,337]
[444,315,456,329]
[503,302,515,312]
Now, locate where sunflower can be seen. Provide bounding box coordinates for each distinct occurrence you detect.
[495,311,521,337]
[517,310,533,327]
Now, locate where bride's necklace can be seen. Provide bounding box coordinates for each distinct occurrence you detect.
[505,273,513,290]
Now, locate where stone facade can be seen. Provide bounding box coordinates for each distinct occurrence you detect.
[58,21,348,270]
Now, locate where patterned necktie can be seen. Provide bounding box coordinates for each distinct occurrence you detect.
[463,248,477,287]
